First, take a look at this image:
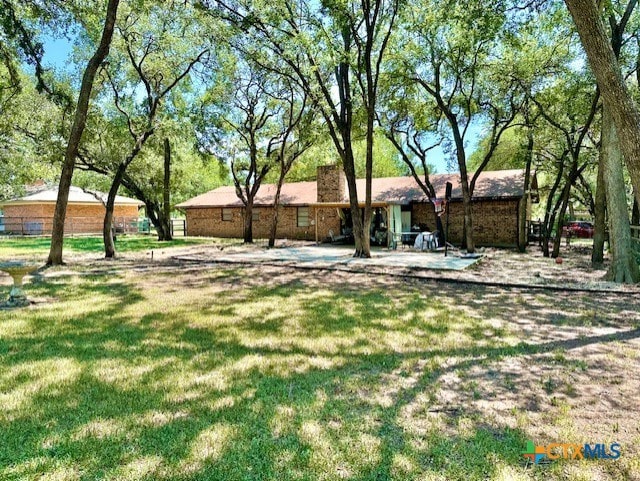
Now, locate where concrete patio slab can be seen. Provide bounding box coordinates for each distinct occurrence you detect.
[178,245,480,271]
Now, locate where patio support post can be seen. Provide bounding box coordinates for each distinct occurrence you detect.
[444,181,452,257]
[386,205,391,248]
[315,208,319,244]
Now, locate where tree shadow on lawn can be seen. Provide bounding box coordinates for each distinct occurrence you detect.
[1,268,638,480]
[0,360,531,481]
[0,275,149,358]
[0,236,209,257]
[439,282,639,329]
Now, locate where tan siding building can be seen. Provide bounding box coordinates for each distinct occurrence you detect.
[0,186,142,235]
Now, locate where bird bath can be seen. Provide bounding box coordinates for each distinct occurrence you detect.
[0,261,40,308]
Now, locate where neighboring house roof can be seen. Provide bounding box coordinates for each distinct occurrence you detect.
[176,169,529,209]
[0,186,144,207]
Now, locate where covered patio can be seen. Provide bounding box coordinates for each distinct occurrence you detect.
[311,202,439,249]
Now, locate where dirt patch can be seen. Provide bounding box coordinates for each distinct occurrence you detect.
[459,245,617,288]
[164,242,638,293]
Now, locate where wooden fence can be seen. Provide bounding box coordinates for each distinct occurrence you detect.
[170,219,186,237]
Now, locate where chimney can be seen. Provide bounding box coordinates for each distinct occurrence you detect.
[25,180,47,193]
[316,164,346,203]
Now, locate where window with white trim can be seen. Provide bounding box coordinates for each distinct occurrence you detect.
[297,207,309,227]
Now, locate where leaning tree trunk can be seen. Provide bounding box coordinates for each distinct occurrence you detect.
[551,180,573,258]
[103,134,153,257]
[103,163,127,258]
[120,172,164,238]
[142,197,167,239]
[144,200,166,239]
[564,0,640,209]
[160,138,173,241]
[542,160,566,257]
[592,150,607,265]
[601,106,639,283]
[47,0,120,266]
[545,185,567,258]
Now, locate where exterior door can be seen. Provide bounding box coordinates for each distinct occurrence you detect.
[401,211,411,232]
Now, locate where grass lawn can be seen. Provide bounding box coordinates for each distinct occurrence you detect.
[0,235,215,258]
[0,259,638,480]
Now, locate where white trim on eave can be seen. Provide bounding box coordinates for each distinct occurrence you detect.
[0,201,143,207]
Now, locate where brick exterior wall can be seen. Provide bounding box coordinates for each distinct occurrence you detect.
[411,199,520,247]
[182,163,525,247]
[185,205,341,241]
[317,165,345,202]
[185,200,520,246]
[2,203,139,235]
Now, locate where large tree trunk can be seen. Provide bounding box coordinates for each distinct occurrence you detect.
[551,180,573,258]
[451,119,474,253]
[334,29,370,259]
[601,106,639,283]
[267,204,280,248]
[567,0,640,281]
[564,0,640,208]
[145,200,165,238]
[119,172,163,237]
[161,138,173,241]
[103,163,127,259]
[268,171,286,248]
[361,171,373,257]
[47,0,120,265]
[551,160,589,258]
[342,141,369,257]
[103,138,152,256]
[542,159,566,257]
[156,210,171,241]
[518,125,535,252]
[461,183,475,253]
[362,90,376,258]
[592,150,607,265]
[243,201,254,243]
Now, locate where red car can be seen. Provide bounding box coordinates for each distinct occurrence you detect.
[563,221,595,238]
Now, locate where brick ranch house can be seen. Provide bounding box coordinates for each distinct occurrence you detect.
[176,166,538,247]
[0,186,142,235]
